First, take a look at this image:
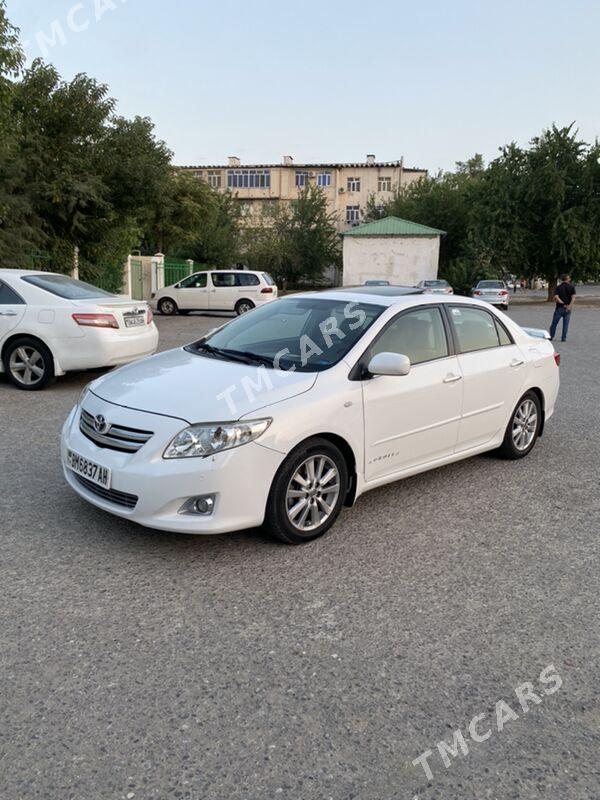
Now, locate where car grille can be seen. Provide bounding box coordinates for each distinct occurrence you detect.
[73,473,138,509]
[80,408,153,453]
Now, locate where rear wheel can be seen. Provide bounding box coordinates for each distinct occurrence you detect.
[235,299,255,315]
[265,437,348,544]
[3,336,54,390]
[497,391,541,459]
[158,297,178,316]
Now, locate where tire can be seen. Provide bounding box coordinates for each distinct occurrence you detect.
[158,297,178,316]
[496,391,541,459]
[265,437,348,544]
[2,336,55,391]
[235,299,255,316]
[501,304,509,311]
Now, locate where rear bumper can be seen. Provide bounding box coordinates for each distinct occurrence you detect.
[56,325,159,371]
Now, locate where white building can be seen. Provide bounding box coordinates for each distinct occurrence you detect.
[342,216,445,286]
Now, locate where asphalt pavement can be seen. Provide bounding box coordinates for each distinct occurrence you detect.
[1,303,599,800]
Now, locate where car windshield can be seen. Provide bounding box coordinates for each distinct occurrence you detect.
[21,273,113,299]
[478,281,504,289]
[424,280,448,287]
[187,297,384,372]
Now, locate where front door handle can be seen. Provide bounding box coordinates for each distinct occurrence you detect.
[510,358,525,367]
[443,373,462,384]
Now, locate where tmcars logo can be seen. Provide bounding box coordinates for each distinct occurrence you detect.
[411,664,563,788]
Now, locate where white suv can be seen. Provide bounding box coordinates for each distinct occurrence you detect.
[153,270,278,316]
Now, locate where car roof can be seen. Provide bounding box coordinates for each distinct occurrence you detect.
[293,287,492,310]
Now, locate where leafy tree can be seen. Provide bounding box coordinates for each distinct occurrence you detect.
[472,125,600,297]
[368,168,478,272]
[244,185,341,285]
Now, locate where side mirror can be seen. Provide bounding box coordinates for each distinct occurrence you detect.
[367,351,411,377]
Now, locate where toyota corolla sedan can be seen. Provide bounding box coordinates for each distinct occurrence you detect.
[0,270,158,390]
[61,287,559,544]
[471,280,510,309]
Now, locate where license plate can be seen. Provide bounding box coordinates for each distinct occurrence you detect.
[66,450,111,488]
[124,315,145,328]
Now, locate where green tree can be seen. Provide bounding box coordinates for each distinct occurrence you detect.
[244,185,341,285]
[472,125,600,298]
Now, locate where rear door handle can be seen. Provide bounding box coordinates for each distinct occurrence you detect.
[510,358,525,367]
[0,310,18,316]
[443,373,462,383]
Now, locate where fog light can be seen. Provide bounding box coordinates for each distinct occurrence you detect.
[179,494,217,516]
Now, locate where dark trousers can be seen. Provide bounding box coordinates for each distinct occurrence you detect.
[550,307,571,341]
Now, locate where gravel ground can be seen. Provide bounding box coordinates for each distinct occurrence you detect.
[1,304,599,800]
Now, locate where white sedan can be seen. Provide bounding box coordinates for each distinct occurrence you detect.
[0,270,158,390]
[61,287,559,543]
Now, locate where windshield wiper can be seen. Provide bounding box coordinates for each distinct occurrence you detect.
[195,342,254,364]
[233,351,276,367]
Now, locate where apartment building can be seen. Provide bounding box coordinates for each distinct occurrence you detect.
[179,155,427,231]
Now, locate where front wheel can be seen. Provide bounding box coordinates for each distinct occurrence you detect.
[235,299,255,315]
[497,391,541,459]
[158,297,178,316]
[3,337,55,390]
[265,437,348,544]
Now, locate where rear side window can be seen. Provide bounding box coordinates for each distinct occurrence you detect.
[237,273,260,286]
[21,273,111,299]
[451,306,501,352]
[211,272,237,287]
[495,319,513,346]
[262,273,275,286]
[0,281,25,304]
[369,307,449,365]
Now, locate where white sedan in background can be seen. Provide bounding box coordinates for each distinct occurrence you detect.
[0,270,158,390]
[61,287,559,544]
[416,279,454,294]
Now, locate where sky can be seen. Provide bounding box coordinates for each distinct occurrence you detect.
[6,0,600,173]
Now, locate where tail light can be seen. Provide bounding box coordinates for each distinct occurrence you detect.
[554,353,560,367]
[72,313,118,329]
[446,288,454,294]
[261,287,274,294]
[500,290,508,296]
[146,308,153,325]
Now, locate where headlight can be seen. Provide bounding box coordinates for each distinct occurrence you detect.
[163,418,272,459]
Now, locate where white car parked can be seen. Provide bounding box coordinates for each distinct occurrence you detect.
[0,270,158,390]
[153,269,278,316]
[61,287,559,543]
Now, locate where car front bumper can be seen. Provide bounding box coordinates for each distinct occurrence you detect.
[60,396,286,534]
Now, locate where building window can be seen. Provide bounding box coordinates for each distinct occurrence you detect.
[207,170,221,189]
[378,176,392,192]
[317,172,331,187]
[295,171,309,187]
[347,177,361,192]
[227,169,271,189]
[194,170,203,178]
[346,205,360,224]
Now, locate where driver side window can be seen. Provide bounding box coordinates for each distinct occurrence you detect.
[369,307,449,366]
[179,273,207,289]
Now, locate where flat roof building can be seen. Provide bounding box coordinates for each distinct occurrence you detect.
[179,155,427,232]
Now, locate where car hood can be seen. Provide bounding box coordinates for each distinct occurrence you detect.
[90,347,317,423]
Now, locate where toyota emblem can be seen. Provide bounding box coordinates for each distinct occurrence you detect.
[94,414,108,434]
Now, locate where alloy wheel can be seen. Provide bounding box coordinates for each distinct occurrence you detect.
[238,302,253,314]
[8,346,45,386]
[512,398,538,451]
[285,455,341,532]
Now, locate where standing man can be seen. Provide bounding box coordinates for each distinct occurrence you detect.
[549,274,576,342]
